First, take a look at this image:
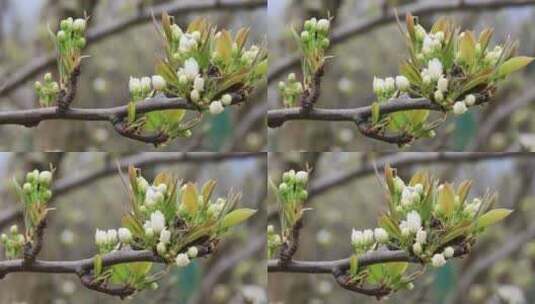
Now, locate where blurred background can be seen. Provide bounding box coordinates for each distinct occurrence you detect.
[0,0,266,152]
[268,0,535,152]
[0,152,266,304]
[268,152,535,304]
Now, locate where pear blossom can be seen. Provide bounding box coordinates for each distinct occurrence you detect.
[152,75,166,91]
[183,58,200,80]
[39,171,52,185]
[443,246,455,258]
[106,229,118,245]
[194,76,205,92]
[140,77,152,92]
[412,242,423,255]
[317,19,330,33]
[437,77,448,92]
[209,101,225,115]
[373,77,385,94]
[431,253,446,267]
[395,76,410,91]
[362,229,374,245]
[159,229,171,244]
[374,228,389,243]
[453,101,467,115]
[150,211,166,233]
[118,228,132,243]
[187,246,198,258]
[175,253,190,267]
[384,77,395,91]
[221,94,233,106]
[406,211,422,233]
[295,171,309,185]
[427,58,443,80]
[129,77,141,93]
[416,229,427,244]
[464,94,476,106]
[95,229,107,246]
[351,229,363,247]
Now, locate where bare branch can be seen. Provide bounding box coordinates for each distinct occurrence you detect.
[0,0,266,96]
[268,0,535,83]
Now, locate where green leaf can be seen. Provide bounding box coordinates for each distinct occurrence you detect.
[476,208,513,228]
[371,102,380,124]
[497,56,534,78]
[94,254,103,276]
[384,262,408,277]
[457,180,472,205]
[127,102,136,123]
[181,183,199,215]
[459,31,476,67]
[438,183,455,217]
[201,180,217,204]
[219,208,256,230]
[349,255,359,276]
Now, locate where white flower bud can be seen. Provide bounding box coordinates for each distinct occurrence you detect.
[159,229,171,244]
[187,246,198,258]
[39,171,52,186]
[395,76,410,91]
[118,228,132,243]
[221,94,233,106]
[374,228,389,243]
[431,253,446,267]
[301,31,310,41]
[150,211,166,234]
[288,73,296,81]
[106,229,118,245]
[434,90,444,102]
[144,227,154,238]
[73,18,86,33]
[416,229,427,244]
[129,77,141,94]
[437,77,448,92]
[23,182,32,194]
[406,211,422,233]
[209,101,225,115]
[362,229,374,245]
[175,253,190,267]
[179,75,188,85]
[464,94,476,106]
[184,58,200,80]
[151,75,166,91]
[351,229,363,247]
[295,171,309,185]
[373,77,385,94]
[157,242,167,255]
[317,19,330,33]
[427,58,443,80]
[443,246,455,258]
[140,77,152,92]
[137,177,149,192]
[10,225,18,234]
[95,229,107,246]
[453,101,468,116]
[193,76,205,92]
[401,227,410,237]
[412,242,423,255]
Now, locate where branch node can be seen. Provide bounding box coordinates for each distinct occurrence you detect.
[23,218,47,267]
[57,64,82,114]
[279,217,304,266]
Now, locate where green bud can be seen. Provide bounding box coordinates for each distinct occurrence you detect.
[23,183,32,194]
[301,31,310,42]
[27,170,39,183]
[0,233,7,243]
[10,225,18,234]
[279,183,288,193]
[43,190,53,201]
[76,37,86,49]
[57,30,66,42]
[320,38,330,49]
[60,17,73,31]
[34,81,42,91]
[298,190,308,201]
[44,73,53,82]
[150,282,159,290]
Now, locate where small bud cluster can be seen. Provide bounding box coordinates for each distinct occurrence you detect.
[279,17,331,108]
[278,73,304,107]
[34,73,60,107]
[350,227,389,253]
[278,169,309,203]
[267,224,282,259]
[0,225,26,259]
[372,75,410,102]
[19,169,54,218]
[128,75,167,102]
[57,17,87,51]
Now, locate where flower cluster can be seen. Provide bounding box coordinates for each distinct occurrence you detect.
[33,16,87,107]
[382,165,512,265]
[342,165,513,297]
[1,169,54,259]
[279,17,331,108]
[369,14,533,140]
[0,225,26,259]
[90,166,256,294]
[34,73,60,107]
[267,224,282,259]
[276,169,309,236]
[123,14,266,142]
[350,227,389,253]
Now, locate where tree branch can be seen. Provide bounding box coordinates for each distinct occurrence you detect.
[0,0,266,96]
[268,0,535,83]
[267,98,438,128]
